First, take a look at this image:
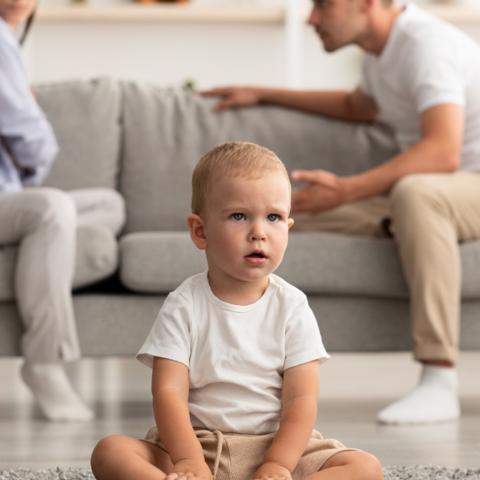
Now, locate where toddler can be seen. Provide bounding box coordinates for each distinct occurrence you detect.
[91,142,383,480]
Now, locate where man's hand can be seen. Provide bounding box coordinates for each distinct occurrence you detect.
[166,458,212,480]
[291,170,350,213]
[199,87,263,112]
[253,462,292,480]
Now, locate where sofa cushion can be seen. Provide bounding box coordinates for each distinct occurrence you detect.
[0,224,119,302]
[120,83,399,233]
[119,231,480,299]
[34,78,122,191]
[3,293,480,356]
[120,232,207,293]
[278,234,480,298]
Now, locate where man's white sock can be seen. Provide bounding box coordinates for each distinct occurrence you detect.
[377,364,460,425]
[21,362,95,422]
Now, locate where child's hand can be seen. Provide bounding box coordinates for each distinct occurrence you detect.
[252,462,292,480]
[166,459,212,480]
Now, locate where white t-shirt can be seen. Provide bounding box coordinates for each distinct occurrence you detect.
[137,271,328,435]
[360,2,480,172]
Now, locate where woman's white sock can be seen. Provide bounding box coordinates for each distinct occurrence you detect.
[21,362,95,422]
[377,364,460,425]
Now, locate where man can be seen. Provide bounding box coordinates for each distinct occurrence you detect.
[201,0,480,424]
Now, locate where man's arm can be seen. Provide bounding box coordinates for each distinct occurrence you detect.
[152,357,211,480]
[291,104,464,213]
[200,86,378,122]
[253,360,319,480]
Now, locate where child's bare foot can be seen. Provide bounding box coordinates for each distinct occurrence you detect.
[314,451,383,480]
[166,458,213,480]
[253,462,292,480]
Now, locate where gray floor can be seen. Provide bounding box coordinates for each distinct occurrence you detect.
[0,352,479,471]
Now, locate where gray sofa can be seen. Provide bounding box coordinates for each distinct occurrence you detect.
[1,78,479,357]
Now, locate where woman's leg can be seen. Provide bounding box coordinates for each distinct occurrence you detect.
[304,451,383,480]
[0,188,78,362]
[0,188,93,421]
[92,435,174,480]
[68,188,126,236]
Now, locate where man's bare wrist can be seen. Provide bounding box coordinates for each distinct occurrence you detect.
[257,87,283,105]
[341,175,359,203]
[256,87,271,104]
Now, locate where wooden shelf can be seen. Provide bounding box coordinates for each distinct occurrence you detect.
[35,2,480,25]
[422,3,480,24]
[36,4,286,24]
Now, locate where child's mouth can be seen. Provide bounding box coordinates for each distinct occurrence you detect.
[245,252,267,265]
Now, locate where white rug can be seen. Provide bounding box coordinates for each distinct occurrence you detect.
[1,466,480,480]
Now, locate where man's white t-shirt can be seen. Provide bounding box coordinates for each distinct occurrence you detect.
[360,2,480,172]
[137,271,328,435]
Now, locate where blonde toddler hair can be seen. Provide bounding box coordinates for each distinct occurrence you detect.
[191,142,291,216]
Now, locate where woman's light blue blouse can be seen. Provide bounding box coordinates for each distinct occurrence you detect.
[0,17,58,193]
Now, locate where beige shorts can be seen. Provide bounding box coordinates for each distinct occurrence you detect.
[142,427,355,480]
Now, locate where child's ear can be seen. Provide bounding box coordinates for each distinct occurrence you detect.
[187,214,208,250]
[288,218,294,230]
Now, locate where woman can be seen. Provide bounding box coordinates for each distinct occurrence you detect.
[0,0,125,421]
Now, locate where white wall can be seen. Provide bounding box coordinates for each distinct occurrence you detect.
[24,0,362,89]
[24,0,480,90]
[27,23,363,89]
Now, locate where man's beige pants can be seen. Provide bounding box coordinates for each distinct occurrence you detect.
[292,172,480,364]
[0,187,125,364]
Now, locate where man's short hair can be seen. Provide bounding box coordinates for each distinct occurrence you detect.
[191,141,291,216]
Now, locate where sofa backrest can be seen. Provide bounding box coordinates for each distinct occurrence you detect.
[120,82,399,234]
[35,78,122,191]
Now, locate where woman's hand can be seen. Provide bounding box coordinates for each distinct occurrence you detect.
[252,462,292,480]
[199,86,264,112]
[166,458,212,480]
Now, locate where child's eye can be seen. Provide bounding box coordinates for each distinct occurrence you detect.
[231,213,245,221]
[267,214,279,222]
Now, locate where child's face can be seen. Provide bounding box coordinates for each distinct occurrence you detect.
[199,171,293,283]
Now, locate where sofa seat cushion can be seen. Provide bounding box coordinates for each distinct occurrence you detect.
[120,232,207,293]
[0,224,119,302]
[119,231,480,299]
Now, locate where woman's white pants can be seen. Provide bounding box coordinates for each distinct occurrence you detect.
[0,187,125,363]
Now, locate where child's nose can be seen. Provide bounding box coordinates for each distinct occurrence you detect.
[249,222,266,241]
